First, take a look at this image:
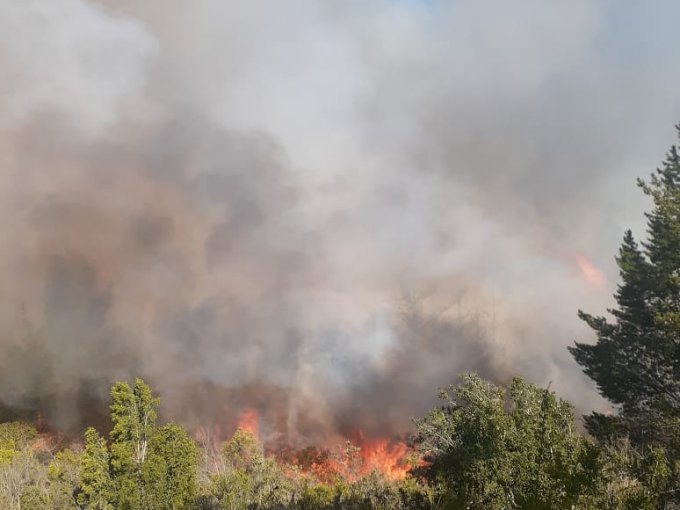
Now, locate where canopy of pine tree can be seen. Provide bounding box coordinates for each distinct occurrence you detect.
[571,130,680,455]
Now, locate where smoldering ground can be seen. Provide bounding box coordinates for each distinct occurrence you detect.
[1,0,680,442]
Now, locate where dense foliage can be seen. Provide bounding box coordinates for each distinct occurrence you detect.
[0,380,434,510]
[0,374,676,509]
[414,375,598,508]
[570,126,680,507]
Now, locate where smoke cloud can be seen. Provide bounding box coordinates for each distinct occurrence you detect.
[1,0,680,441]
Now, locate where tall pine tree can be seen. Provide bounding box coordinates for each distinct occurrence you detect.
[570,126,680,454]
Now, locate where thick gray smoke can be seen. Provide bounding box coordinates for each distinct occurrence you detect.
[1,0,680,441]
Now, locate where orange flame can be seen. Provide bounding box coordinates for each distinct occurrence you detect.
[236,408,260,440]
[575,254,606,288]
[287,436,412,482]
[359,438,409,480]
[197,409,417,482]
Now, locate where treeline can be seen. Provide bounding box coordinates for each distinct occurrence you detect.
[0,375,677,510]
[4,128,680,509]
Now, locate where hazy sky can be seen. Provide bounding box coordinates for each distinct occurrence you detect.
[1,0,680,439]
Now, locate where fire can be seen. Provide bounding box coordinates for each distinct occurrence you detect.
[236,408,260,440]
[196,409,417,483]
[358,438,410,480]
[277,435,414,482]
[30,435,52,452]
[574,254,606,288]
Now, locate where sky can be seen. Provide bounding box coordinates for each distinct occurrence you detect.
[1,0,680,440]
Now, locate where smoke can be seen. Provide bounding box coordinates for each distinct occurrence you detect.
[1,0,680,440]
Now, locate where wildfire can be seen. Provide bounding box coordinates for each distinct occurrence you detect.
[275,436,413,482]
[574,254,607,288]
[30,434,53,452]
[31,406,418,484]
[236,408,260,440]
[228,409,415,482]
[30,412,63,452]
[358,438,410,480]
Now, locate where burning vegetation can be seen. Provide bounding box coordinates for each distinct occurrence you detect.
[1,378,432,510]
[5,0,680,508]
[195,407,417,486]
[0,370,676,510]
[232,408,415,482]
[6,127,680,507]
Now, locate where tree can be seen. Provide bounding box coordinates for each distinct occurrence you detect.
[0,422,38,464]
[142,423,198,510]
[109,378,160,509]
[587,438,673,510]
[0,447,50,510]
[211,428,293,510]
[414,374,598,510]
[0,422,46,510]
[48,447,82,510]
[77,378,198,510]
[570,128,680,457]
[78,427,113,510]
